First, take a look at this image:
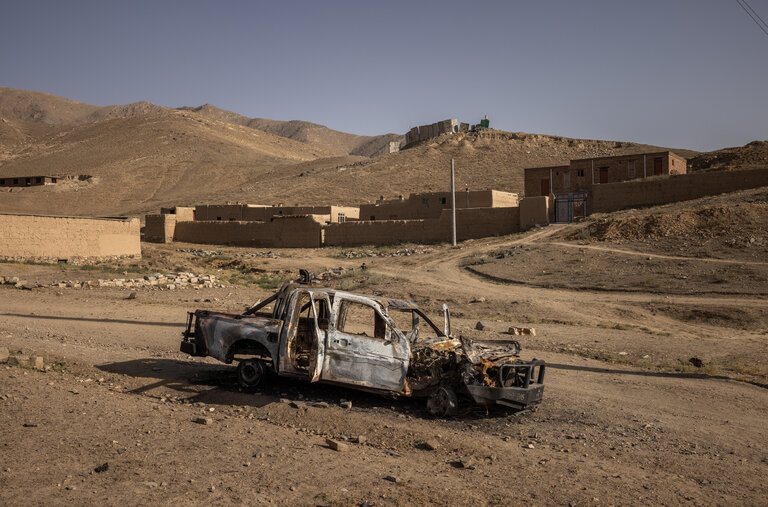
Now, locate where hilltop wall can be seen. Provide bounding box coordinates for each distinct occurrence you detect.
[590,167,768,213]
[0,214,140,259]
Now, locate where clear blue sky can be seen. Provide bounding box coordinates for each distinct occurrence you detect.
[1,0,766,151]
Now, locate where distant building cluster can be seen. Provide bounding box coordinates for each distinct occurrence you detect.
[144,189,549,248]
[0,175,60,187]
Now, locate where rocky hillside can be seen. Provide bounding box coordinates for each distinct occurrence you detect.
[180,104,402,157]
[688,140,768,172]
[0,88,402,158]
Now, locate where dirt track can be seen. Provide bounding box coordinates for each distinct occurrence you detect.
[1,223,767,505]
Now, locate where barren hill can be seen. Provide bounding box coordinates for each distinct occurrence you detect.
[688,140,768,172]
[0,110,343,216]
[180,104,403,157]
[0,89,402,158]
[223,130,698,206]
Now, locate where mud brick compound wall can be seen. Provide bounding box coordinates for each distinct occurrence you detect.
[325,207,520,246]
[173,215,324,248]
[0,214,141,259]
[590,168,768,213]
[145,214,177,243]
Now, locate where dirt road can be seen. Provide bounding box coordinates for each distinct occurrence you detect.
[1,225,766,505]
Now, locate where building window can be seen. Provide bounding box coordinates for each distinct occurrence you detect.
[36,177,42,183]
[217,217,222,221]
[13,179,18,184]
[422,198,430,206]
[577,170,584,177]
[439,197,447,204]
[389,215,398,220]
[628,160,636,179]
[25,178,30,183]
[338,213,345,223]
[370,215,375,221]
[0,179,4,185]
[672,159,675,166]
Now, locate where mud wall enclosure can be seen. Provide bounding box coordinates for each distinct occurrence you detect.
[590,168,768,212]
[325,207,520,246]
[173,216,325,248]
[0,214,141,259]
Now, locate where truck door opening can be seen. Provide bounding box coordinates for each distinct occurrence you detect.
[287,292,329,373]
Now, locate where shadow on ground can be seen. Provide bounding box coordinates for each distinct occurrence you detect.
[95,358,525,419]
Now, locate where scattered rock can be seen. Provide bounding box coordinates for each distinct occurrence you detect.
[475,321,490,331]
[30,355,44,370]
[325,438,349,452]
[22,422,38,428]
[508,326,536,336]
[355,435,367,444]
[618,351,628,356]
[471,296,487,303]
[422,439,440,451]
[383,475,400,483]
[8,355,29,367]
[194,417,213,425]
[0,347,8,363]
[340,400,352,409]
[689,357,704,368]
[311,401,329,408]
[143,481,159,488]
[525,443,535,449]
[126,292,137,300]
[94,463,109,473]
[458,456,476,469]
[65,485,76,491]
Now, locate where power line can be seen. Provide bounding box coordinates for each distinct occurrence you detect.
[736,0,768,37]
[742,0,768,29]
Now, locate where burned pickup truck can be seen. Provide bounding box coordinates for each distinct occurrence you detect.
[181,271,544,415]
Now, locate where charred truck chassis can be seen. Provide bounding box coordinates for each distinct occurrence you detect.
[181,273,544,415]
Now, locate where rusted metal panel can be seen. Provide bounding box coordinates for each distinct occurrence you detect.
[195,311,281,367]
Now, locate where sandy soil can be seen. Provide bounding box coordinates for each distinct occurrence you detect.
[1,218,767,505]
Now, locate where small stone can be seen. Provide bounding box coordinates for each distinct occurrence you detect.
[30,355,44,370]
[459,456,476,469]
[94,463,109,473]
[65,485,76,491]
[311,401,329,408]
[340,401,352,409]
[383,475,400,483]
[194,417,213,425]
[618,351,628,356]
[356,435,367,444]
[8,355,29,367]
[326,438,349,452]
[127,292,137,300]
[23,422,38,427]
[525,443,535,449]
[422,439,440,451]
[144,481,159,488]
[209,486,215,492]
[475,321,490,331]
[0,347,8,363]
[689,357,704,368]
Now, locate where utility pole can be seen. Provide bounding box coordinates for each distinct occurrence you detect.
[450,158,457,246]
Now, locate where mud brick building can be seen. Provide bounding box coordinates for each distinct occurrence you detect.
[0,175,60,187]
[524,151,687,197]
